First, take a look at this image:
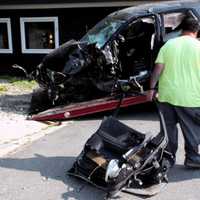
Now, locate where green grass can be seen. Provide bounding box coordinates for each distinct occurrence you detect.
[11,79,37,90]
[0,85,8,94]
[0,76,38,91]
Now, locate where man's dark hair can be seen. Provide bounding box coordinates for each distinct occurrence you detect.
[181,17,200,33]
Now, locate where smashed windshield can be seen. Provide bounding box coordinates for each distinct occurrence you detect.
[81,15,125,48]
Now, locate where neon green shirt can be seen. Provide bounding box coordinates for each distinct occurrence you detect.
[155,35,200,107]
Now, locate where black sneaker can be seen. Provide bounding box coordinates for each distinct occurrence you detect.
[184,159,200,169]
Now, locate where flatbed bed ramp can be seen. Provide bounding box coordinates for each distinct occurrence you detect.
[30,93,149,121]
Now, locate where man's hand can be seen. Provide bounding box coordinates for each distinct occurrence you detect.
[147,89,157,101]
[148,63,164,101]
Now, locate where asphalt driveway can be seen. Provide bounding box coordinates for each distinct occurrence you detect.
[0,105,199,200]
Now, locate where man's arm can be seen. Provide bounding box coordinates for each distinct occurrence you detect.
[150,63,165,89]
[148,63,165,101]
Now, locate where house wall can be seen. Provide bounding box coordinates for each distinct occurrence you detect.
[0,7,121,74]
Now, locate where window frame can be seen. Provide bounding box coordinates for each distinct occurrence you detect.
[20,16,59,54]
[0,18,13,54]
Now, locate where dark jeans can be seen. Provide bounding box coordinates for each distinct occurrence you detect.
[158,102,200,165]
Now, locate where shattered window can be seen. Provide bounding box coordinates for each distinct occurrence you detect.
[20,17,59,54]
[81,16,125,48]
[0,18,12,53]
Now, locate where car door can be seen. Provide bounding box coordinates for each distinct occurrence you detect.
[107,14,161,92]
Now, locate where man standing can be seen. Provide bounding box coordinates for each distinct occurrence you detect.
[149,17,200,168]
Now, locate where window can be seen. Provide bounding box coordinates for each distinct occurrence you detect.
[162,11,197,42]
[20,17,59,54]
[0,18,13,53]
[81,15,125,48]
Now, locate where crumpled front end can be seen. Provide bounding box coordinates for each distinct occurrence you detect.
[29,38,121,114]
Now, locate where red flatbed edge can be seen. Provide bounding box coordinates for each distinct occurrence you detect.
[30,92,150,121]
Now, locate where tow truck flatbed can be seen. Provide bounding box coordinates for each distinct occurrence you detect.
[30,93,149,121]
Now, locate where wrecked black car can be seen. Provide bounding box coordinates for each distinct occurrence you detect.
[29,0,200,119]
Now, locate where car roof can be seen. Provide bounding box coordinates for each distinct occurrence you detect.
[109,0,200,20]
